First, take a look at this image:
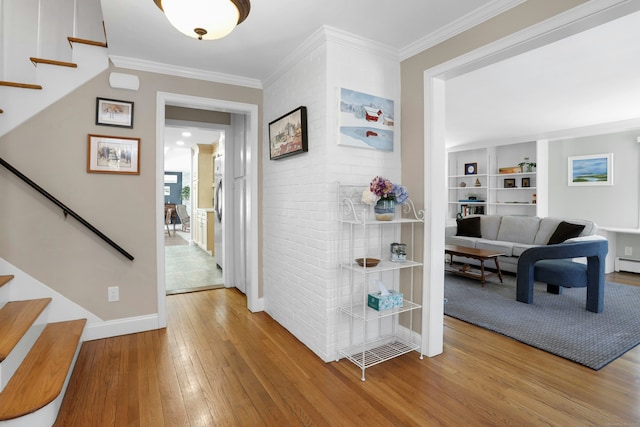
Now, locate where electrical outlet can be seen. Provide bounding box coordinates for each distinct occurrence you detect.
[108,286,119,302]
[625,247,633,256]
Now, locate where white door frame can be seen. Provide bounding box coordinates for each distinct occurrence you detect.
[155,92,260,328]
[421,0,636,356]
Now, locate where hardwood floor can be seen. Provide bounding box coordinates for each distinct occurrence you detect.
[55,274,640,426]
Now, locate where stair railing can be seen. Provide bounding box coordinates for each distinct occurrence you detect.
[0,157,134,260]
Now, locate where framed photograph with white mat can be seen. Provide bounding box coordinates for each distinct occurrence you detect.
[568,153,613,186]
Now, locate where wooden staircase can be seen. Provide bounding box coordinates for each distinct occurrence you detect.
[0,275,86,426]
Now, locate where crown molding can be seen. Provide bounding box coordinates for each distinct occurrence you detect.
[109,55,262,89]
[264,25,398,88]
[400,0,527,61]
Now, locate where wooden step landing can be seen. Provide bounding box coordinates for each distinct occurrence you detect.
[0,298,51,361]
[30,57,78,68]
[0,275,14,288]
[67,37,107,49]
[0,81,43,90]
[0,319,86,421]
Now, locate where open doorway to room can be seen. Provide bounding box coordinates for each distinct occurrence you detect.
[155,92,260,328]
[163,122,226,295]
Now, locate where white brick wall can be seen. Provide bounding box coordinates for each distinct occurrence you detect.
[263,27,402,362]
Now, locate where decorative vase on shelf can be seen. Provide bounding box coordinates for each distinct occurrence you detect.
[374,198,395,221]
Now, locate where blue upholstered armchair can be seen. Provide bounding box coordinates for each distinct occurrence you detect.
[516,239,608,313]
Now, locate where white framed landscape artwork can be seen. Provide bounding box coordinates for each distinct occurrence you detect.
[339,88,394,152]
[568,153,613,186]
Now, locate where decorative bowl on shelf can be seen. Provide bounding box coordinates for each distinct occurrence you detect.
[355,258,380,267]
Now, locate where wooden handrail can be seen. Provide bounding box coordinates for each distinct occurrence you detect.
[67,37,107,49]
[0,81,42,90]
[30,57,77,68]
[0,157,134,261]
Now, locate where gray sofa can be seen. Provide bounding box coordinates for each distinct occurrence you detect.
[445,215,603,273]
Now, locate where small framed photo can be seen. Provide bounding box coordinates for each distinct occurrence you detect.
[464,162,477,175]
[269,106,308,160]
[521,177,531,187]
[87,134,140,175]
[96,97,134,128]
[504,178,516,188]
[568,153,613,186]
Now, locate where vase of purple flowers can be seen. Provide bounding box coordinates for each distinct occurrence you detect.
[362,176,409,221]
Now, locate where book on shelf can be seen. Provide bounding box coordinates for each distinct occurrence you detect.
[458,199,485,203]
[460,204,485,216]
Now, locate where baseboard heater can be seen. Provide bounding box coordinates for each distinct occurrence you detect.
[615,257,640,273]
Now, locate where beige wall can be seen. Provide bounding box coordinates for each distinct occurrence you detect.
[0,64,261,320]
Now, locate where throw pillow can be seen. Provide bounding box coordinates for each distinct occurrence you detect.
[547,221,585,245]
[456,216,482,238]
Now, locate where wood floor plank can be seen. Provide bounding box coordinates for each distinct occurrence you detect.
[56,281,640,426]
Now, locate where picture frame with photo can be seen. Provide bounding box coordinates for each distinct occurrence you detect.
[521,177,531,187]
[87,134,140,175]
[268,106,308,160]
[96,97,134,128]
[504,178,516,188]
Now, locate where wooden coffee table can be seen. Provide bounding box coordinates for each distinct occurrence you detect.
[444,245,505,286]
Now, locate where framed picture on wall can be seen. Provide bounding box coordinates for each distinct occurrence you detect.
[96,97,134,128]
[568,153,613,186]
[87,134,140,175]
[268,106,308,160]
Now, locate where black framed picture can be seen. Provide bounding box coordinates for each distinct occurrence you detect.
[269,106,308,160]
[95,97,134,128]
[522,177,531,187]
[504,178,516,188]
[464,162,477,175]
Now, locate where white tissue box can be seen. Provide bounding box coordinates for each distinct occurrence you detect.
[367,290,404,311]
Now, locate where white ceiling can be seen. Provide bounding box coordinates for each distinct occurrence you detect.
[102,1,640,155]
[446,9,640,147]
[101,0,515,83]
[163,125,222,172]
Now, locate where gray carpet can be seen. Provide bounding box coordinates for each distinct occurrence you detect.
[444,273,640,370]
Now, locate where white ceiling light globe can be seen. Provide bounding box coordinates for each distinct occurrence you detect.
[161,0,240,40]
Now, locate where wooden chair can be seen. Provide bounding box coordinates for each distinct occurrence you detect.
[175,204,190,232]
[165,208,174,236]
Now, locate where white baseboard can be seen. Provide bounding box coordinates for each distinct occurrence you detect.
[83,314,162,341]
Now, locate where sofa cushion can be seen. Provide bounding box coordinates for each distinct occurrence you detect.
[456,216,481,237]
[476,239,514,256]
[447,236,479,248]
[534,217,596,244]
[479,215,502,240]
[512,243,538,257]
[496,216,541,244]
[547,221,586,245]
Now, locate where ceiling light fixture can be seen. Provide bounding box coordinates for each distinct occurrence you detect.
[153,0,251,40]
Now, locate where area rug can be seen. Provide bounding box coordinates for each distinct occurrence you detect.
[444,274,640,370]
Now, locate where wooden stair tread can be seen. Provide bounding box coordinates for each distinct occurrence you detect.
[0,275,14,288]
[0,319,86,420]
[67,37,107,48]
[0,298,51,361]
[30,57,77,68]
[0,81,43,90]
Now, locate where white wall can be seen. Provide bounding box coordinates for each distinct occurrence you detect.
[548,129,640,229]
[263,27,401,362]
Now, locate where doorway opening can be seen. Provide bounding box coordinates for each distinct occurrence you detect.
[155,92,260,329]
[164,123,226,295]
